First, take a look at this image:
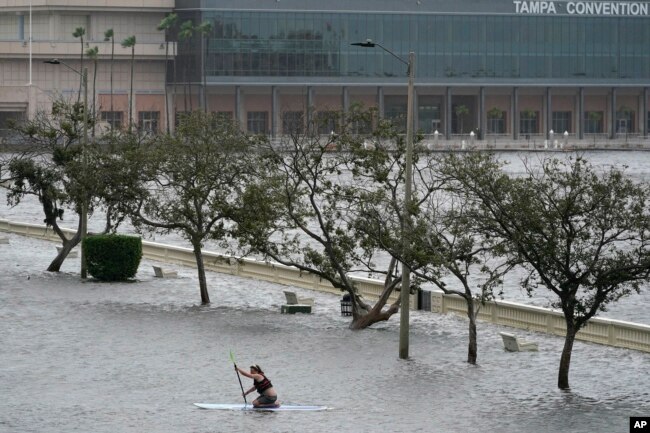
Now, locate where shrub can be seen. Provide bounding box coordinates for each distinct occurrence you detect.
[83,234,142,281]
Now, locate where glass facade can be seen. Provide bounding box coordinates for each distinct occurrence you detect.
[192,11,650,80]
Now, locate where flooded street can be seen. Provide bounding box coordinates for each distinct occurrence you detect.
[2,150,650,432]
[1,233,649,433]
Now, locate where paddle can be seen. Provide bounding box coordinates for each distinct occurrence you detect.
[230,350,247,406]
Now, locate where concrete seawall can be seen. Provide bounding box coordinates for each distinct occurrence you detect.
[2,218,649,353]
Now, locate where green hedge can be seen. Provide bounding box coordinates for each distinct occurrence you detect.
[83,234,142,281]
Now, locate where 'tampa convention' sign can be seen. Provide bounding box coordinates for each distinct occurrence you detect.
[514,1,650,15]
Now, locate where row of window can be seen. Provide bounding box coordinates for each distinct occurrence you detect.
[100,111,160,133]
[486,111,636,134]
[2,109,641,137]
[185,11,650,79]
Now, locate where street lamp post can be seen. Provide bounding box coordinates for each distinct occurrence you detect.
[44,59,89,279]
[351,40,415,360]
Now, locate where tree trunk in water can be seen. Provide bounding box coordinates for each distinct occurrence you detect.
[44,201,80,272]
[47,238,80,272]
[466,298,478,364]
[348,290,399,330]
[558,324,577,390]
[192,242,210,304]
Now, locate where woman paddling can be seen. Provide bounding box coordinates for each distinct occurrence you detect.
[236,364,279,408]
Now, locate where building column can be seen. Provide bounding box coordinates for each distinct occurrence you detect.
[641,87,648,138]
[271,86,279,139]
[445,87,452,140]
[342,86,350,114]
[610,87,617,139]
[307,86,315,126]
[235,85,242,127]
[479,87,485,140]
[578,87,584,140]
[513,87,519,140]
[377,87,384,119]
[545,87,552,139]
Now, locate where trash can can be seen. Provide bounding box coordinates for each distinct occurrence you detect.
[340,293,352,316]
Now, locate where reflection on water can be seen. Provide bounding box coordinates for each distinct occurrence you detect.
[1,234,649,433]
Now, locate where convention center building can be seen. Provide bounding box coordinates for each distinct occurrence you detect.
[2,0,650,144]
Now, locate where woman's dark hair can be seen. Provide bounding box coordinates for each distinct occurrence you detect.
[250,364,264,374]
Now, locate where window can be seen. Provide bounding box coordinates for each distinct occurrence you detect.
[616,108,635,133]
[385,96,407,132]
[584,111,603,134]
[418,103,441,134]
[138,111,160,134]
[282,111,304,135]
[247,111,268,134]
[215,111,233,121]
[520,111,538,134]
[552,111,571,134]
[101,111,123,130]
[175,111,191,127]
[0,111,25,137]
[487,110,506,134]
[316,111,339,135]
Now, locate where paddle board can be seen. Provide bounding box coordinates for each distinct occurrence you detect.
[194,403,328,411]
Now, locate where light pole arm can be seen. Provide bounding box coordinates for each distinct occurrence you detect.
[374,42,410,69]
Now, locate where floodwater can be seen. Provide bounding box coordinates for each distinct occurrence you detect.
[1,233,650,433]
[2,150,650,325]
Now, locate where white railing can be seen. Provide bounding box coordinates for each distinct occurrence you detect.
[2,218,649,352]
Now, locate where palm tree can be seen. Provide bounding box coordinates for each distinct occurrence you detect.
[455,104,469,134]
[157,13,178,133]
[121,35,137,133]
[72,27,86,103]
[85,46,99,137]
[178,20,194,113]
[195,20,213,113]
[103,28,115,129]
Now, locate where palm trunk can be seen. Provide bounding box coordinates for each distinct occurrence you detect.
[192,242,210,304]
[173,52,178,129]
[110,39,114,129]
[129,47,134,133]
[92,59,97,137]
[78,37,84,103]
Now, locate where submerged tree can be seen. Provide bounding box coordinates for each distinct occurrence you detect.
[128,111,257,304]
[3,100,95,271]
[446,153,650,388]
[355,151,517,363]
[233,109,411,330]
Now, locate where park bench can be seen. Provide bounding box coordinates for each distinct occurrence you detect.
[152,265,178,278]
[499,332,539,352]
[281,290,313,314]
